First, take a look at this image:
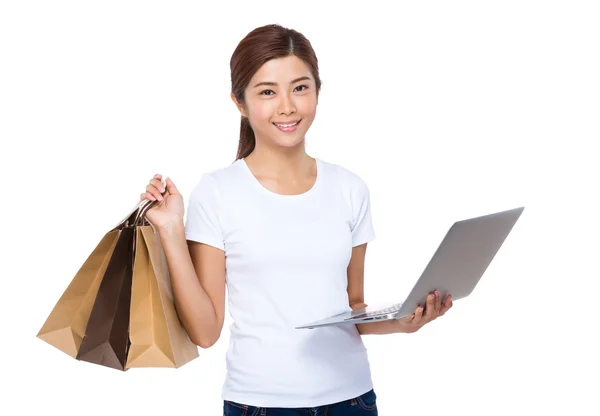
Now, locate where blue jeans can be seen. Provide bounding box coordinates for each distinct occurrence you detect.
[223,389,378,415]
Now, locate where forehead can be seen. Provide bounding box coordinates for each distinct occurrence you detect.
[250,56,312,84]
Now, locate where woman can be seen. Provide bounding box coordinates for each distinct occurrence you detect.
[142,24,452,416]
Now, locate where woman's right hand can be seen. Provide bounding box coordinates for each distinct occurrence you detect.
[140,174,185,230]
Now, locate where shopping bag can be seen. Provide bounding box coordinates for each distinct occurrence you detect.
[38,195,199,371]
[36,231,121,358]
[75,226,135,370]
[126,225,199,368]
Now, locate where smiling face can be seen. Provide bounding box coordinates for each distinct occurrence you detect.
[232,55,319,152]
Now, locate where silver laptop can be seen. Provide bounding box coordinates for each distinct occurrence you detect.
[295,206,524,329]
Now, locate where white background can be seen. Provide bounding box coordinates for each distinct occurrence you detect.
[1,1,599,414]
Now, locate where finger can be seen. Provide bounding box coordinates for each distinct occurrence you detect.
[434,290,442,314]
[440,295,453,315]
[140,192,156,202]
[146,183,164,201]
[423,293,436,321]
[164,177,180,196]
[149,178,166,193]
[151,174,163,195]
[146,184,163,201]
[412,305,424,325]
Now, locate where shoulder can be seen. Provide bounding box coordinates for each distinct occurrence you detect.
[196,159,245,183]
[318,158,370,194]
[319,159,374,235]
[189,159,246,197]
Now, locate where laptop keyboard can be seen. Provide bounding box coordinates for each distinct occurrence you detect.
[346,303,403,320]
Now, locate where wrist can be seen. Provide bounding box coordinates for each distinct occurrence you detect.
[393,318,414,334]
[157,215,185,237]
[392,319,406,334]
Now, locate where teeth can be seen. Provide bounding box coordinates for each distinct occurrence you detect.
[275,121,298,128]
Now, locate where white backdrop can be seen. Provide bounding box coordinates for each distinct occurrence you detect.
[1,1,598,415]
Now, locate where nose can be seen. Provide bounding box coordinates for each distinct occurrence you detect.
[277,92,296,116]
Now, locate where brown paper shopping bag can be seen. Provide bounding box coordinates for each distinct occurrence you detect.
[126,225,199,369]
[36,230,121,358]
[76,226,135,371]
[39,193,198,371]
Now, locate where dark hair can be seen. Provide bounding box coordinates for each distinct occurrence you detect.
[230,24,322,160]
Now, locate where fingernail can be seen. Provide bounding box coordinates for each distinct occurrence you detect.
[435,291,440,297]
[429,294,434,300]
[157,194,163,201]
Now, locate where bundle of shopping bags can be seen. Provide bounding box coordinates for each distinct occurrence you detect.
[37,195,199,371]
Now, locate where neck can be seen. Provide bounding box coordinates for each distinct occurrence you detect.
[245,141,313,179]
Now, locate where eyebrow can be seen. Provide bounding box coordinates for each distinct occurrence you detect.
[253,76,312,88]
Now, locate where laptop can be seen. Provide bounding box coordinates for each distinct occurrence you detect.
[295,206,524,329]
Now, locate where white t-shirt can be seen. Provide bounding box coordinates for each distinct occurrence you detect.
[184,157,376,408]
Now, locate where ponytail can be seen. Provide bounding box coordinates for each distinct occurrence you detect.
[236,116,255,160]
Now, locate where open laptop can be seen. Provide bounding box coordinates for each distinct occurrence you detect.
[295,206,524,329]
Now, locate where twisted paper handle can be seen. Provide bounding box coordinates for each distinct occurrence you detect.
[112,179,167,231]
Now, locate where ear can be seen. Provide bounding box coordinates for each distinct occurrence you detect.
[230,92,248,118]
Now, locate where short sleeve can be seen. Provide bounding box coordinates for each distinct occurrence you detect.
[351,178,376,247]
[184,173,225,251]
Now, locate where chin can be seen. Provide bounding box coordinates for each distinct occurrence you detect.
[261,122,311,149]
[273,137,306,149]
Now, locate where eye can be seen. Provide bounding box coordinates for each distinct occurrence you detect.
[259,89,275,96]
[295,85,309,92]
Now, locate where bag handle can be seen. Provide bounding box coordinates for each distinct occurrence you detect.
[112,180,167,231]
[133,199,156,226]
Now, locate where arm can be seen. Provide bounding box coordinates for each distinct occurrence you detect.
[347,243,405,335]
[158,218,226,348]
[347,243,453,335]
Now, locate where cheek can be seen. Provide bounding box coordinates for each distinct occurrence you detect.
[298,98,318,119]
[248,103,274,125]
[247,96,318,125]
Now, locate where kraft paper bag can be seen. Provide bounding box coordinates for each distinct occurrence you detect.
[76,226,135,371]
[37,230,121,358]
[126,225,199,369]
[39,190,198,371]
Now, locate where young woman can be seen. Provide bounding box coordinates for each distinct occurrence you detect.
[142,24,452,416]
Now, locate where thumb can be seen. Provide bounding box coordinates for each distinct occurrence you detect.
[164,177,180,196]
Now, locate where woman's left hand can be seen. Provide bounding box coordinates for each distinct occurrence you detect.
[395,291,453,333]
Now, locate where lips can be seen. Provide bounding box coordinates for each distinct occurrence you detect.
[273,120,300,128]
[273,119,301,133]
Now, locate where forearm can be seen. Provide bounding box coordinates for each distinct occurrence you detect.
[351,302,404,335]
[158,219,219,347]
